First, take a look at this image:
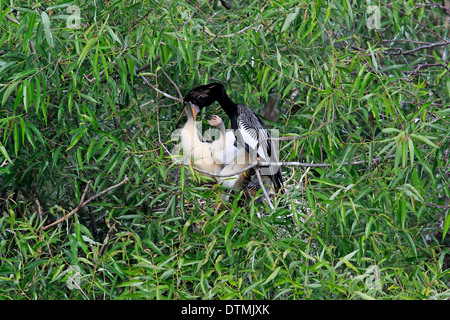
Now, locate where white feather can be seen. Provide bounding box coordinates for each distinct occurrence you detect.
[211,130,237,165]
[180,117,223,177]
[236,123,269,161]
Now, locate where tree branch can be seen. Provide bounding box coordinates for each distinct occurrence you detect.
[254,167,274,210]
[139,73,182,103]
[386,41,450,56]
[41,177,128,231]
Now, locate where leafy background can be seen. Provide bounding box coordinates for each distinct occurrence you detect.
[0,0,449,299]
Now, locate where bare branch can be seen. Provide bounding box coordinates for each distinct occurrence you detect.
[41,177,128,231]
[192,133,389,179]
[408,62,450,75]
[160,68,183,101]
[99,221,117,256]
[140,73,182,103]
[254,167,274,210]
[35,198,43,224]
[386,41,450,56]
[193,162,259,178]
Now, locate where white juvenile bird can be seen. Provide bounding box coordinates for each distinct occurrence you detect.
[180,104,222,179]
[206,114,251,196]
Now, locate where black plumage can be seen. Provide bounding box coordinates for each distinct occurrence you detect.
[184,83,284,193]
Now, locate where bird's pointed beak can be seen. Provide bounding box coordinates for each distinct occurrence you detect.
[190,104,200,121]
[205,114,213,121]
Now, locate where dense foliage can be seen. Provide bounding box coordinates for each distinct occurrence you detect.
[0,0,449,300]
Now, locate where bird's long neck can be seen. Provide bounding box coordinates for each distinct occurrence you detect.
[216,92,238,119]
[217,122,226,139]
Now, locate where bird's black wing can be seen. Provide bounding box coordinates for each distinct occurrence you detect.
[235,104,273,161]
[235,104,283,192]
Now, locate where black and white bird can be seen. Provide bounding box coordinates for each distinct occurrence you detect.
[184,83,284,193]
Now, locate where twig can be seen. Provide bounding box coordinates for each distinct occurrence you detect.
[386,41,450,56]
[427,202,450,209]
[193,162,259,178]
[408,63,450,75]
[99,221,117,256]
[254,167,274,210]
[35,198,44,225]
[193,148,388,178]
[41,177,128,231]
[160,67,183,101]
[140,73,182,103]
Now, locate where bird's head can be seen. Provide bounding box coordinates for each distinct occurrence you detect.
[183,82,226,109]
[184,102,200,121]
[205,114,223,127]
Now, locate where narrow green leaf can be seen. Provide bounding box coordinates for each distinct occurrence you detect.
[41,12,54,48]
[263,267,281,285]
[401,140,407,168]
[13,122,19,156]
[353,291,375,300]
[443,212,450,241]
[78,37,97,67]
[407,138,414,167]
[66,128,87,151]
[180,166,185,192]
[77,148,83,170]
[411,134,439,148]
[281,7,300,32]
[382,128,400,134]
[400,196,406,228]
[86,139,95,163]
[394,144,401,171]
[225,214,237,243]
[0,141,14,165]
[2,81,19,106]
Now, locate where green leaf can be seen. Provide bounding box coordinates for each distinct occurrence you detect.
[382,128,401,134]
[13,122,19,156]
[411,134,439,148]
[66,128,87,151]
[0,141,14,165]
[2,81,19,106]
[407,138,414,167]
[401,140,407,168]
[41,12,54,48]
[78,37,97,67]
[225,214,237,243]
[353,291,375,300]
[281,7,300,32]
[443,212,450,242]
[263,267,281,285]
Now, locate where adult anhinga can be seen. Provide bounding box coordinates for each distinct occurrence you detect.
[184,83,284,193]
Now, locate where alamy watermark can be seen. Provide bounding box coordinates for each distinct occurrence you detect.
[353,264,382,291]
[65,264,81,290]
[367,5,381,30]
[67,5,81,29]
